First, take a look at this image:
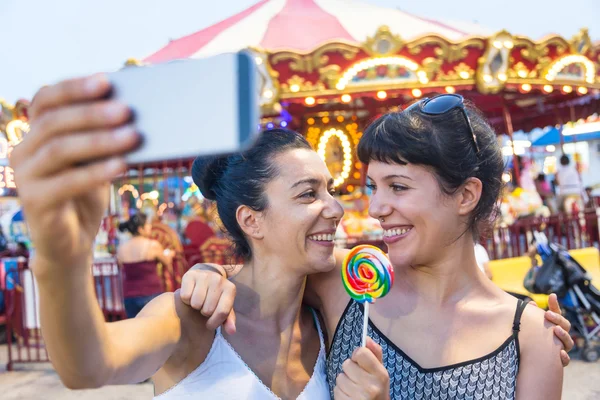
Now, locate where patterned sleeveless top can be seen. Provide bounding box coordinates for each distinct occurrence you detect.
[327,299,529,400]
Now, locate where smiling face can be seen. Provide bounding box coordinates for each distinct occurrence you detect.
[367,161,470,269]
[255,148,344,274]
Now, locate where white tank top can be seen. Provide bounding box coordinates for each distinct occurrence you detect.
[154,309,330,400]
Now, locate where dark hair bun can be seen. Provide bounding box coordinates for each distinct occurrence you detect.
[192,155,230,201]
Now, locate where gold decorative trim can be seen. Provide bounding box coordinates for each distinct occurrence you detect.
[363,26,405,56]
[407,37,485,63]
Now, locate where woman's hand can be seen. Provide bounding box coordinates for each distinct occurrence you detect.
[543,293,574,366]
[11,75,139,277]
[334,338,390,400]
[180,265,237,334]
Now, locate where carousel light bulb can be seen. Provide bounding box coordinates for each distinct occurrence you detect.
[562,85,573,93]
[577,87,588,95]
[445,86,456,94]
[546,145,556,152]
[336,82,346,90]
[263,89,274,98]
[543,85,554,93]
[518,70,528,78]
[498,73,507,82]
[459,71,470,79]
[322,116,330,124]
[483,74,493,83]
[419,76,429,84]
[255,56,263,65]
[305,97,316,105]
[376,90,387,99]
[521,84,532,92]
[502,173,512,183]
[290,84,300,93]
[341,94,352,103]
[337,115,344,122]
[503,40,514,49]
[412,88,422,98]
[493,41,502,49]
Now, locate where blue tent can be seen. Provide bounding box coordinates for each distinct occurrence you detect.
[531,127,600,146]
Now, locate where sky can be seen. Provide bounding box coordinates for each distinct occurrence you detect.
[1,0,599,103]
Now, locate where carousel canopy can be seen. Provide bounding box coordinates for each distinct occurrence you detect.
[144,0,492,63]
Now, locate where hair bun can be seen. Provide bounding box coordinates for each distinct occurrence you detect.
[192,155,230,201]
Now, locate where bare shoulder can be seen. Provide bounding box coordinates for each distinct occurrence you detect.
[138,292,213,354]
[514,299,563,399]
[518,301,561,353]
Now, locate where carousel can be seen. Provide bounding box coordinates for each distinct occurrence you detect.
[138,0,600,251]
[2,0,600,270]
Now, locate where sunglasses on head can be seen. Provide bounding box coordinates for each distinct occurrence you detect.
[405,94,480,154]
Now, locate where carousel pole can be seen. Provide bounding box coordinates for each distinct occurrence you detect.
[502,100,520,186]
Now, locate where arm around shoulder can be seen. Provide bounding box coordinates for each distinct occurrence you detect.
[515,305,563,400]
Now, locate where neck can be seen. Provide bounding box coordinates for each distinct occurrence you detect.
[395,238,485,306]
[232,252,307,328]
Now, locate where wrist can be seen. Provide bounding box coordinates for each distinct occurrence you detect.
[31,253,93,284]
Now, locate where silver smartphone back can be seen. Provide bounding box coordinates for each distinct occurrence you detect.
[108,52,259,164]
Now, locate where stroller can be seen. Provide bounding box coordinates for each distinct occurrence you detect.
[524,231,600,362]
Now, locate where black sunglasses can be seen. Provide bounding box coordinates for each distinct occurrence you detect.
[405,94,480,154]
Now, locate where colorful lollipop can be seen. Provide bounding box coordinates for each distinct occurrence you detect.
[342,245,394,346]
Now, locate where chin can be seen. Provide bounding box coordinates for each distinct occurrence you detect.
[388,250,414,269]
[309,255,336,274]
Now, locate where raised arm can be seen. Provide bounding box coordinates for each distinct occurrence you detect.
[10,76,188,388]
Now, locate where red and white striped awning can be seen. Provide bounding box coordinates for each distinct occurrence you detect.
[144,0,492,63]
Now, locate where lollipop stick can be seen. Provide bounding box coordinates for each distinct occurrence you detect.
[361,302,370,347]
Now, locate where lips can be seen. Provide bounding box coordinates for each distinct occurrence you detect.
[381,226,413,244]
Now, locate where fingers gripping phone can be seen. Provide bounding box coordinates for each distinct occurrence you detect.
[108,52,260,164]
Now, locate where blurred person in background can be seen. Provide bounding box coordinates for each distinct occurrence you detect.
[535,173,557,214]
[117,212,173,318]
[584,186,596,210]
[555,155,585,214]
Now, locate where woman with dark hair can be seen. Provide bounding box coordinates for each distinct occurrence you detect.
[185,95,571,399]
[10,75,389,399]
[117,212,173,318]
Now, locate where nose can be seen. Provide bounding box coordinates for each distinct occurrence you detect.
[368,190,393,222]
[322,193,344,223]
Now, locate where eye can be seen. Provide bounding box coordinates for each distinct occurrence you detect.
[329,188,336,196]
[390,184,408,192]
[300,190,316,199]
[365,183,377,192]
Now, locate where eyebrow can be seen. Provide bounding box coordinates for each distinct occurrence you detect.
[366,174,413,182]
[291,178,320,189]
[290,177,335,190]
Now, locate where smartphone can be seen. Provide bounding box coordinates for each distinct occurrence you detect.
[108,52,259,164]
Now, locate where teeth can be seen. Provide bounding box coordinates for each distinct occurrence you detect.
[309,234,334,241]
[384,228,411,237]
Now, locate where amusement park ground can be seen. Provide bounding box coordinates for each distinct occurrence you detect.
[0,345,599,400]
